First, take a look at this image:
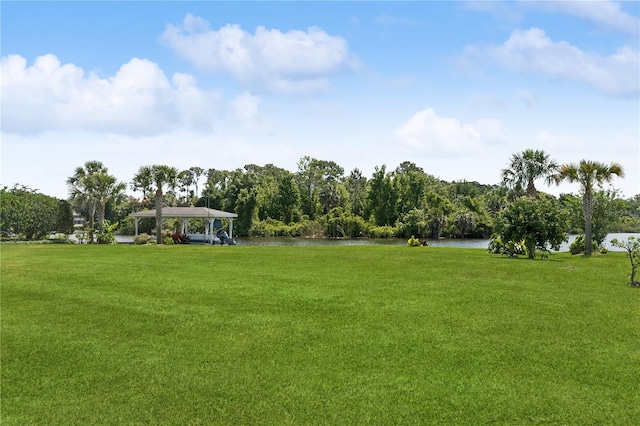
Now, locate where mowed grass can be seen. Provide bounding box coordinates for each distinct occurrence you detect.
[1,244,639,425]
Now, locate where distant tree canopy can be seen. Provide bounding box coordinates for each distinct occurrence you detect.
[1,186,73,240]
[5,152,638,246]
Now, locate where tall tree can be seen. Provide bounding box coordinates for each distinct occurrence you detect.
[296,157,344,217]
[424,191,453,239]
[501,149,559,197]
[394,161,429,215]
[552,160,625,255]
[177,169,195,206]
[67,161,125,238]
[204,168,232,209]
[275,174,301,224]
[344,168,368,216]
[132,165,179,244]
[67,161,104,239]
[296,156,321,218]
[190,166,205,200]
[91,173,127,233]
[365,165,399,226]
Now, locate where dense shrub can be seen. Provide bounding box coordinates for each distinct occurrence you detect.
[134,233,154,245]
[96,232,116,244]
[96,221,118,245]
[368,225,398,238]
[611,216,640,233]
[325,207,369,238]
[397,209,429,239]
[249,219,295,237]
[493,196,567,259]
[293,219,325,238]
[1,186,73,240]
[488,234,527,257]
[407,235,421,247]
[569,235,598,255]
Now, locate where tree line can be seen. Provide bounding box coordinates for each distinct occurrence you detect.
[2,150,639,254]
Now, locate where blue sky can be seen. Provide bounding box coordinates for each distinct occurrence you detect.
[2,1,639,199]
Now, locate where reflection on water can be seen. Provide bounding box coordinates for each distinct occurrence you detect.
[116,233,639,252]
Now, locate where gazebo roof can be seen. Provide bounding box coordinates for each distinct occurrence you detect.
[129,207,237,219]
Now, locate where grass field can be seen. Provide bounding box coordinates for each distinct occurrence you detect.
[2,244,639,424]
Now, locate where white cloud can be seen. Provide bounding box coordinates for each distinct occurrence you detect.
[0,54,221,135]
[395,108,505,155]
[482,28,639,96]
[160,14,359,94]
[526,0,639,36]
[231,91,270,131]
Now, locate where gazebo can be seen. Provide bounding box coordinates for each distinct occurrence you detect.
[129,207,238,243]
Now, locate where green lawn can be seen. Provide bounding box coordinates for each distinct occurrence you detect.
[1,245,639,424]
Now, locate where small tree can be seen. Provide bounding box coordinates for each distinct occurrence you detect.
[494,196,567,259]
[610,237,640,287]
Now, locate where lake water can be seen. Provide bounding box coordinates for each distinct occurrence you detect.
[115,233,639,252]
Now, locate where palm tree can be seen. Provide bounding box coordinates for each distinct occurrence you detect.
[67,161,104,235]
[92,173,127,233]
[133,165,179,244]
[131,166,153,200]
[552,160,625,255]
[67,161,125,239]
[502,149,559,197]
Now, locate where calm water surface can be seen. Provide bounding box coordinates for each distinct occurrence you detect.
[236,234,639,252]
[114,233,639,252]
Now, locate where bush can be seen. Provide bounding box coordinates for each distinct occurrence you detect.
[134,233,153,245]
[96,233,116,245]
[325,208,369,238]
[488,234,527,257]
[249,219,292,237]
[292,219,325,238]
[96,221,119,245]
[368,225,398,238]
[397,209,430,239]
[407,235,421,247]
[163,236,175,245]
[569,235,598,255]
[493,197,567,259]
